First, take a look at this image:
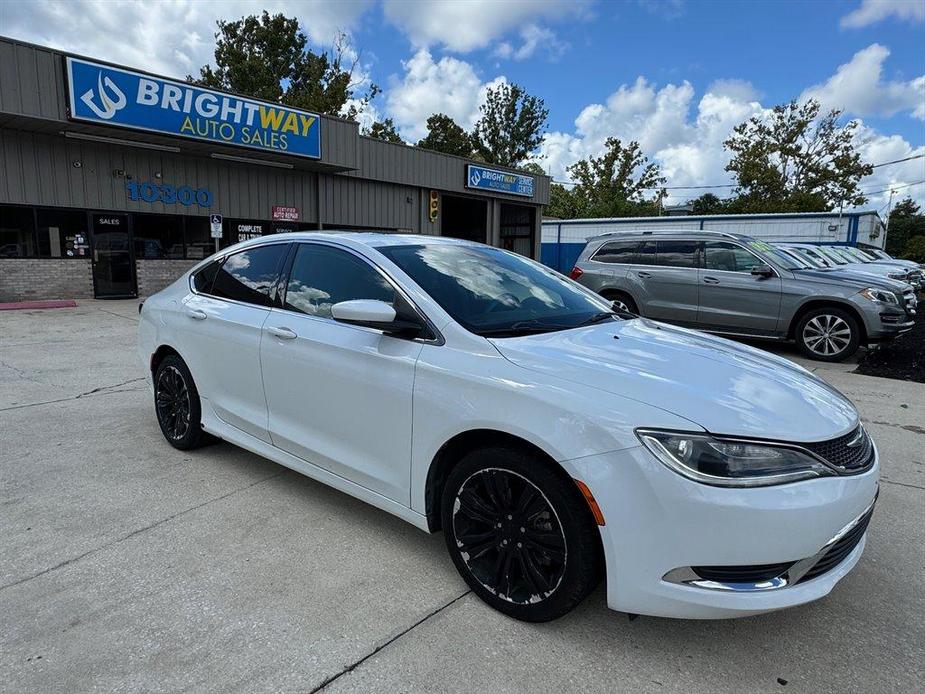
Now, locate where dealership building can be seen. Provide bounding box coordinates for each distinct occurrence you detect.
[0,37,549,301]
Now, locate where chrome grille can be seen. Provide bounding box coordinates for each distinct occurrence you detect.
[802,426,874,472]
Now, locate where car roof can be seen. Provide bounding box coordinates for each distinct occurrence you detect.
[587,229,752,242]
[231,231,488,251]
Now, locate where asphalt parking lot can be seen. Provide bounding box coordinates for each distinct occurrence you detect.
[1,301,923,694]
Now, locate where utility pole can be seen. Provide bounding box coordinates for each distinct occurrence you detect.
[883,188,896,249]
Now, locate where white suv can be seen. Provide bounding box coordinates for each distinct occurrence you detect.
[139,233,879,621]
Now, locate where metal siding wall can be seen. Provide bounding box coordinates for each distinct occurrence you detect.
[0,130,319,220]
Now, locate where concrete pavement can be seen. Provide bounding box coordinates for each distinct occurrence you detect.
[1,301,922,693]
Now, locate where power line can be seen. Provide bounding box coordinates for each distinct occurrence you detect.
[550,153,924,191]
[860,179,925,197]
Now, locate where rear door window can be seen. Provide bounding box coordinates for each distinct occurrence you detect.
[192,259,221,293]
[211,244,288,307]
[703,242,762,273]
[655,240,698,268]
[636,241,657,265]
[592,241,639,264]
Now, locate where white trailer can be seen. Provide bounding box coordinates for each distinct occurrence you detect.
[540,211,885,272]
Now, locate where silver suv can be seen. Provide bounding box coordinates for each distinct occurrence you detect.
[570,230,916,361]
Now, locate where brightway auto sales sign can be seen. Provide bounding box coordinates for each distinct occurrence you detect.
[66,57,321,159]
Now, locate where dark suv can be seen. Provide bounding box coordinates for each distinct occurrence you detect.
[570,230,916,361]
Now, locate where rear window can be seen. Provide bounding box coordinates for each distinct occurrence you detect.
[655,240,698,268]
[592,241,638,264]
[192,260,220,293]
[211,244,288,307]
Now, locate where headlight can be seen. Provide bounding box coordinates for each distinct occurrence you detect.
[636,430,834,487]
[858,287,899,305]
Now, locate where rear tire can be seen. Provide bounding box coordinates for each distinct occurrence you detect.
[602,290,638,315]
[795,307,860,362]
[441,445,602,622]
[154,355,206,450]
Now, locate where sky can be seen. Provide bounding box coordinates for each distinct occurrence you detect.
[1,0,923,210]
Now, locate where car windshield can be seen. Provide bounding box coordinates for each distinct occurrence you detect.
[379,244,618,337]
[814,246,849,265]
[773,247,814,269]
[867,248,891,260]
[743,239,804,270]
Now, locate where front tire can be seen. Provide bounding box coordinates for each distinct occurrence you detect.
[602,290,638,315]
[441,446,602,622]
[154,355,206,450]
[795,307,861,362]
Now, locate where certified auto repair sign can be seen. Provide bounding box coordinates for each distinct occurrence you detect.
[65,57,321,159]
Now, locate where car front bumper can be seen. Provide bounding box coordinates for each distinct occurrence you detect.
[562,444,879,619]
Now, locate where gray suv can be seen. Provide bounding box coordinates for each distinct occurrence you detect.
[569,230,917,361]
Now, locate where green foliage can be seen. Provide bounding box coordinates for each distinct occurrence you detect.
[901,235,925,264]
[472,83,548,167]
[416,114,473,157]
[551,138,665,219]
[365,118,403,143]
[189,12,379,118]
[723,99,872,212]
[886,197,925,257]
[689,193,729,215]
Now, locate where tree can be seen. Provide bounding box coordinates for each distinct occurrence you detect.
[190,12,378,118]
[563,138,666,218]
[723,99,872,213]
[688,193,729,215]
[365,118,403,143]
[886,197,925,256]
[416,114,473,157]
[902,235,925,264]
[471,83,548,167]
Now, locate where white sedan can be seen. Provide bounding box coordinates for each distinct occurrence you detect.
[138,233,879,621]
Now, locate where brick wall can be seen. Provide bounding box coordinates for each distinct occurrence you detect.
[136,259,198,297]
[0,259,93,302]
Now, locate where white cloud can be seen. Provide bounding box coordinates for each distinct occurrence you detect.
[493,25,563,62]
[852,124,925,209]
[0,0,371,77]
[840,0,925,29]
[534,77,764,204]
[385,49,505,141]
[800,44,925,120]
[382,0,588,52]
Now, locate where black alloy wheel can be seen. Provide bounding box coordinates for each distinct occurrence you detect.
[452,468,567,604]
[156,365,191,441]
[154,355,206,450]
[442,446,602,622]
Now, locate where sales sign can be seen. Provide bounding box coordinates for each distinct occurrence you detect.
[465,164,534,198]
[66,57,322,159]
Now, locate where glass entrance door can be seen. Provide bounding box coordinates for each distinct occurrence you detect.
[91,213,137,298]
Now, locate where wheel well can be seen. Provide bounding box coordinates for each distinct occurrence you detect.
[425,429,578,533]
[150,345,181,375]
[788,301,867,342]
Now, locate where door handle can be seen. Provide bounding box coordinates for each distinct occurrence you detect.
[187,309,208,320]
[637,271,652,278]
[703,276,720,284]
[267,326,297,340]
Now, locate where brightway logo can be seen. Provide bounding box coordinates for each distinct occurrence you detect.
[80,72,127,120]
[469,170,481,187]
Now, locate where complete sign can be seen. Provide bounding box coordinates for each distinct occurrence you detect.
[66,57,321,159]
[465,164,534,198]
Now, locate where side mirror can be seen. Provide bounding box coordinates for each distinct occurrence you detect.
[751,264,774,278]
[331,299,423,336]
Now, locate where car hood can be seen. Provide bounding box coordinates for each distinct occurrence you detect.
[791,268,910,292]
[490,319,858,443]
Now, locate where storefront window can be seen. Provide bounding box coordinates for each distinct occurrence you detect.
[184,217,214,259]
[134,214,184,259]
[0,206,36,257]
[36,209,90,258]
